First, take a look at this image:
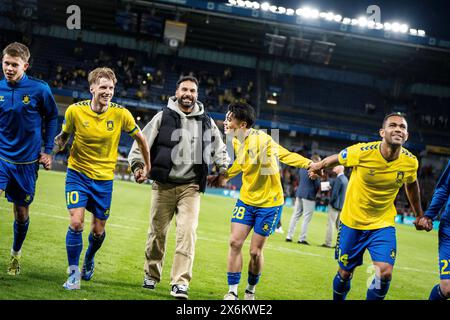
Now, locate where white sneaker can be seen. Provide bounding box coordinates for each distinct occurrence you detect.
[224,291,238,300]
[171,284,188,299]
[244,290,255,300]
[63,270,81,290]
[143,277,157,290]
[275,227,284,234]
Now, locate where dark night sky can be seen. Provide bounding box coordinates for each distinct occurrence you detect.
[212,0,450,39]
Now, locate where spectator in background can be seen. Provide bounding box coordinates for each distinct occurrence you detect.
[286,154,321,245]
[322,165,348,248]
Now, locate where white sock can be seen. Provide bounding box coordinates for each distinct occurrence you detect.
[246,284,256,293]
[11,249,21,257]
[229,284,238,294]
[68,265,80,275]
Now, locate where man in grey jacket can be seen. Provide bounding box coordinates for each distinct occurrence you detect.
[322,165,348,248]
[128,76,230,299]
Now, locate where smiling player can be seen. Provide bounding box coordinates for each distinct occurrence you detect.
[54,67,150,290]
[210,102,314,300]
[309,113,430,300]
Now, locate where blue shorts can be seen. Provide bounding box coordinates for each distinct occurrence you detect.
[231,199,282,237]
[335,222,397,271]
[0,159,39,206]
[438,220,450,280]
[65,169,113,220]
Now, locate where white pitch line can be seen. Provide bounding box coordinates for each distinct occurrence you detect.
[0,203,438,275]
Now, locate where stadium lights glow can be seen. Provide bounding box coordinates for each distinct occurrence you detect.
[400,24,408,33]
[278,6,286,14]
[252,2,260,9]
[334,15,342,22]
[269,5,277,13]
[325,12,334,21]
[391,22,400,32]
[375,22,384,30]
[260,2,270,11]
[226,1,426,37]
[358,17,367,27]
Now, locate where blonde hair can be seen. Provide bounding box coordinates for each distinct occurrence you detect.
[88,67,117,86]
[2,42,30,62]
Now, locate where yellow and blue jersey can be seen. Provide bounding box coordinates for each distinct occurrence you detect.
[338,141,419,230]
[226,128,311,207]
[62,100,138,180]
[0,74,58,163]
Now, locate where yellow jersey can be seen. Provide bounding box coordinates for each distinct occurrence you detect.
[62,100,138,180]
[338,141,418,230]
[226,129,311,207]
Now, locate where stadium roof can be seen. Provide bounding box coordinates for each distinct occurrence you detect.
[33,0,450,85]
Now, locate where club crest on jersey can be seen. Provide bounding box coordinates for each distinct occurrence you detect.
[107,120,114,131]
[22,95,31,104]
[395,171,404,184]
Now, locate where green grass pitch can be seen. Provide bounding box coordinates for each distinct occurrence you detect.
[0,170,440,300]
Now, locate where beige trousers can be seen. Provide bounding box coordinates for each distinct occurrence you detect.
[144,182,200,286]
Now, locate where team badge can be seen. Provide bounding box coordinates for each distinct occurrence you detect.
[338,250,349,267]
[262,223,269,232]
[395,171,404,185]
[390,249,396,260]
[107,120,114,131]
[22,95,31,104]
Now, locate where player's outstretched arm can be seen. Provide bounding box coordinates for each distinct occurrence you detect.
[405,180,432,231]
[132,131,151,184]
[308,154,339,178]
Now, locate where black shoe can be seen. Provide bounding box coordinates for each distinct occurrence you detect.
[321,243,333,248]
[285,238,292,242]
[298,240,310,245]
[171,284,188,299]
